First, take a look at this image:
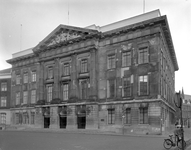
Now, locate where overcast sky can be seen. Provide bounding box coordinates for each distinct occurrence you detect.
[0,0,190,94]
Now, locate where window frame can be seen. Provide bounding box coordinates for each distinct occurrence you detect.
[31,90,36,104]
[122,77,131,97]
[31,71,37,82]
[139,107,148,124]
[108,108,115,125]
[63,83,69,101]
[107,79,116,98]
[80,59,88,73]
[138,75,149,96]
[125,108,131,124]
[1,82,7,91]
[0,96,7,107]
[23,91,28,104]
[107,54,116,69]
[16,75,20,85]
[138,47,149,64]
[80,79,89,99]
[122,51,131,67]
[23,72,28,83]
[47,67,53,79]
[47,84,53,102]
[63,62,70,76]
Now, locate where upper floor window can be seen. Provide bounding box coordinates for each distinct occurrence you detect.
[107,55,116,69]
[48,67,53,79]
[31,71,36,82]
[0,97,6,107]
[63,83,69,100]
[16,92,20,105]
[122,51,131,67]
[23,73,28,83]
[31,90,36,104]
[47,84,53,102]
[138,47,149,64]
[107,79,116,98]
[138,75,148,95]
[16,75,20,85]
[122,77,131,97]
[63,63,70,76]
[1,82,7,91]
[80,79,89,99]
[80,59,88,73]
[23,91,28,104]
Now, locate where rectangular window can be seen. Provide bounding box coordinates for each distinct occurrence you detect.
[31,112,35,124]
[108,108,115,124]
[0,97,6,107]
[80,79,89,99]
[138,75,148,95]
[23,73,28,83]
[16,75,20,85]
[81,59,88,73]
[107,79,115,98]
[122,77,131,97]
[0,113,6,124]
[16,92,20,105]
[23,91,28,104]
[140,107,148,124]
[122,51,131,67]
[63,83,69,100]
[63,63,70,76]
[31,90,36,104]
[47,85,53,102]
[107,55,116,69]
[138,47,149,64]
[48,67,53,79]
[1,82,7,91]
[125,108,131,124]
[32,71,36,82]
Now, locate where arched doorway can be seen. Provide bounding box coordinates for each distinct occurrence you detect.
[43,107,50,128]
[58,106,67,129]
[76,105,86,129]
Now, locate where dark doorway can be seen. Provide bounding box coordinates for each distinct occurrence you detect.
[77,116,86,129]
[44,117,50,128]
[60,116,67,129]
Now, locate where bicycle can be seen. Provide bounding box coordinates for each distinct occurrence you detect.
[163,134,186,149]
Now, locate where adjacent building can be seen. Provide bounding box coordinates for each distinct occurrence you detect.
[182,94,191,128]
[7,10,179,134]
[0,68,12,128]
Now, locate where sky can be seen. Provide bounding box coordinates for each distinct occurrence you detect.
[0,0,190,94]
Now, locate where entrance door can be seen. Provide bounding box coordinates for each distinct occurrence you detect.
[44,117,50,128]
[77,116,86,129]
[60,116,67,129]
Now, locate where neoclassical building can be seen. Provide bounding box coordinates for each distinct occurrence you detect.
[0,68,12,128]
[7,10,179,134]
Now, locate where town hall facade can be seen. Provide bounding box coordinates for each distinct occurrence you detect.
[7,10,179,134]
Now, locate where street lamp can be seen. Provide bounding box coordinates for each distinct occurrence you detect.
[175,91,185,150]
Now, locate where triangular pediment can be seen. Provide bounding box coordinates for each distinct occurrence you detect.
[33,24,98,53]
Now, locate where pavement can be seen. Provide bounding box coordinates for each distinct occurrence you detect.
[3,125,191,149]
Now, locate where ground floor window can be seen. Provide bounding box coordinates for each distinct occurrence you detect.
[0,113,6,124]
[31,112,35,124]
[23,113,29,124]
[15,113,22,124]
[108,108,115,124]
[125,108,131,124]
[139,107,148,124]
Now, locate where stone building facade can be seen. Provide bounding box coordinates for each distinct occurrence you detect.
[7,10,179,134]
[0,68,12,128]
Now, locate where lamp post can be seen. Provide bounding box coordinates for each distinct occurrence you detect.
[175,91,185,150]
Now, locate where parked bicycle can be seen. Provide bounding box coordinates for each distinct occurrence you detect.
[163,134,186,149]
